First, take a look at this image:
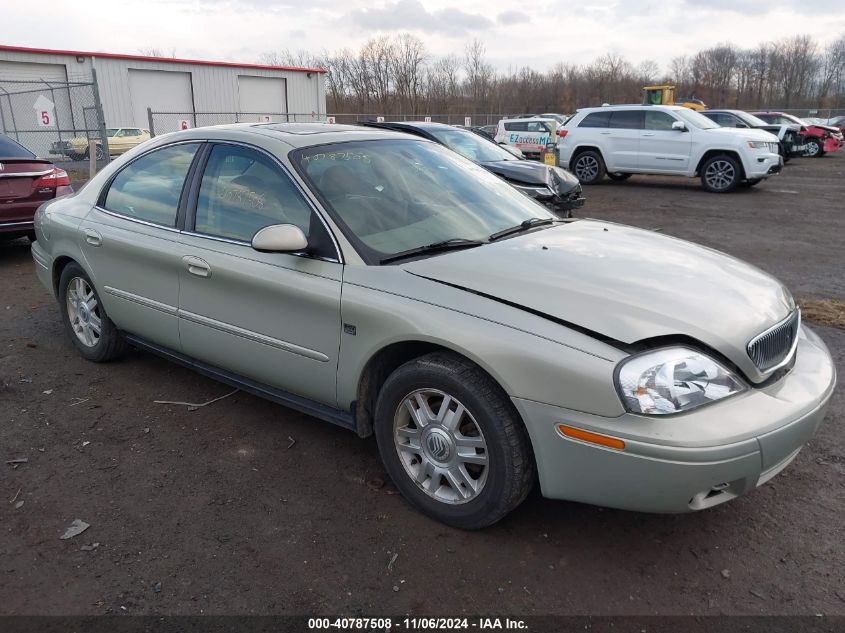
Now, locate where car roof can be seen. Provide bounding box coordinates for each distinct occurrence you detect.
[362,121,454,131]
[158,122,422,148]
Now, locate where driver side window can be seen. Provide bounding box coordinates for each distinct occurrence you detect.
[194,144,315,244]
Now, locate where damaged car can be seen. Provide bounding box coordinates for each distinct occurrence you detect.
[362,121,584,217]
[32,124,836,529]
[701,110,806,161]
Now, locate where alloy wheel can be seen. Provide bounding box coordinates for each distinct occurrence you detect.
[393,388,488,504]
[704,160,736,191]
[66,277,102,348]
[574,155,599,182]
[804,140,820,157]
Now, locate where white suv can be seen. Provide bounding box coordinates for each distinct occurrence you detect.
[558,105,783,192]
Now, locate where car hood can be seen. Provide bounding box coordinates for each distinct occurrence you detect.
[705,127,780,142]
[811,123,842,134]
[402,220,793,383]
[481,160,580,194]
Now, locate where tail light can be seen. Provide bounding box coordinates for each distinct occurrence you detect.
[559,129,568,138]
[34,168,71,189]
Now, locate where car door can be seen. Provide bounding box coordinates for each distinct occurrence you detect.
[638,110,691,173]
[177,142,343,407]
[606,109,643,170]
[79,142,202,350]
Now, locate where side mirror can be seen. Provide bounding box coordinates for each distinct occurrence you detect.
[252,224,308,253]
[671,121,687,131]
[735,122,748,128]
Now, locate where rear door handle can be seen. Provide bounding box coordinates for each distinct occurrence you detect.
[84,229,102,246]
[183,255,211,278]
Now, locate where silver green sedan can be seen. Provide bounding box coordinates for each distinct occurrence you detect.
[31,123,836,529]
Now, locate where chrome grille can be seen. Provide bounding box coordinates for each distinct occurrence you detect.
[747,308,800,372]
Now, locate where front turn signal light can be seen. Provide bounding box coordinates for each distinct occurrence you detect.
[558,425,625,450]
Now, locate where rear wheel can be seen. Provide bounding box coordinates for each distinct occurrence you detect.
[607,172,631,181]
[572,150,606,185]
[804,138,824,157]
[58,263,126,362]
[374,351,535,529]
[700,155,741,193]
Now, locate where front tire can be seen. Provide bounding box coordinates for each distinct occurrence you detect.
[374,352,535,529]
[572,150,606,185]
[700,155,742,193]
[58,263,126,362]
[804,138,824,158]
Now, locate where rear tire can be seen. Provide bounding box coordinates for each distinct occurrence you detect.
[607,172,631,181]
[572,150,606,185]
[700,155,742,193]
[374,351,535,529]
[58,263,127,362]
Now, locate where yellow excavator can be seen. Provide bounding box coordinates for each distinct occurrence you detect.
[643,85,706,111]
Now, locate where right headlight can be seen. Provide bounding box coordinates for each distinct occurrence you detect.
[615,347,747,415]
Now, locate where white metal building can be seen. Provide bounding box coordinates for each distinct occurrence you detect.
[0,44,327,130]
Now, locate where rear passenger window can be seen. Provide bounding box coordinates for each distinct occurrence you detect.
[504,122,528,131]
[644,111,678,130]
[104,143,199,226]
[194,144,315,243]
[579,112,611,128]
[609,110,644,129]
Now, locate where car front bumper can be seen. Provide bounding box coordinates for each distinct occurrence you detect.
[513,324,836,513]
[746,152,783,178]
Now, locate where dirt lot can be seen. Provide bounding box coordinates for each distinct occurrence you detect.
[1,155,843,617]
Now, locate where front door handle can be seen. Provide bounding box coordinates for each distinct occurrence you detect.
[642,132,656,137]
[183,256,211,278]
[84,229,102,246]
[600,131,612,135]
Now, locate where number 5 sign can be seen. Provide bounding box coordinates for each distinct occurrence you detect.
[34,95,55,128]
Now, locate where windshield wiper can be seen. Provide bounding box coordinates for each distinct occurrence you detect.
[489,217,562,241]
[380,238,485,264]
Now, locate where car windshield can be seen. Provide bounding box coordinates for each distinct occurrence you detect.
[427,126,519,163]
[106,129,119,137]
[673,109,720,129]
[734,112,770,127]
[295,139,554,264]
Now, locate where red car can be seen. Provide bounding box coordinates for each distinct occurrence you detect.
[0,134,73,242]
[752,112,844,157]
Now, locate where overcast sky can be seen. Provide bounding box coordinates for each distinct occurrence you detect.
[2,0,844,72]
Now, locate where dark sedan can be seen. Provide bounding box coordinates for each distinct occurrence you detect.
[361,121,584,217]
[1,134,73,241]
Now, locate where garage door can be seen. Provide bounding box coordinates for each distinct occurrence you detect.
[0,61,72,156]
[128,69,193,130]
[0,60,68,82]
[238,76,287,122]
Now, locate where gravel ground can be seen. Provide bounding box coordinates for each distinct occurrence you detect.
[1,153,843,616]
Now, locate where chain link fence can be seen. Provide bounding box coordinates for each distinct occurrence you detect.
[0,76,109,168]
[147,110,509,137]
